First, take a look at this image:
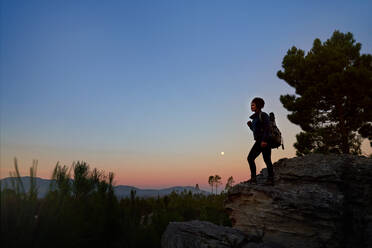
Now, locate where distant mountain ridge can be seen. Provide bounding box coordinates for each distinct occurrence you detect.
[0,177,209,198]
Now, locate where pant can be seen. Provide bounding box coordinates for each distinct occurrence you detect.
[247,140,274,178]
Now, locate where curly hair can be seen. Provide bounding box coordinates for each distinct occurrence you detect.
[251,97,265,109]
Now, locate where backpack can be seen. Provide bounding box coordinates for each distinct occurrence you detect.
[259,112,284,149]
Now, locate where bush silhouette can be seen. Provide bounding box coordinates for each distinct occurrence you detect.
[1,159,230,248]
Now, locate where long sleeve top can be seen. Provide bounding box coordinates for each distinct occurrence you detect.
[249,111,271,142]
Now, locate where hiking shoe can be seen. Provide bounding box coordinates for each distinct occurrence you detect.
[249,177,257,185]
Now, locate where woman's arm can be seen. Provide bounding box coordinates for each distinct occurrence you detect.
[247,121,253,131]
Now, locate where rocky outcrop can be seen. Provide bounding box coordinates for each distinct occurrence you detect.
[161,220,285,248]
[225,154,372,248]
[161,154,372,248]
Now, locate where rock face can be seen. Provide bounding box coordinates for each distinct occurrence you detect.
[161,220,284,248]
[225,154,372,248]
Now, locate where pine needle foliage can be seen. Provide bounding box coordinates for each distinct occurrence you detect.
[277,31,372,155]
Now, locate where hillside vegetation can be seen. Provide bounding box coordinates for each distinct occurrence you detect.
[0,160,230,248]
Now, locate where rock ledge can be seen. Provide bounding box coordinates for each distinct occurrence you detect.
[226,154,372,248]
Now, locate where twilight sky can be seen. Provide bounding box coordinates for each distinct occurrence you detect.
[1,0,371,190]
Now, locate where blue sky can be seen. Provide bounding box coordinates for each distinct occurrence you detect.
[1,0,371,188]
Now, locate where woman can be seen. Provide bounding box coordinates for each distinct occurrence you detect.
[246,97,274,185]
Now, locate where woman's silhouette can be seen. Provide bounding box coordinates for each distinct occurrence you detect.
[246,97,274,185]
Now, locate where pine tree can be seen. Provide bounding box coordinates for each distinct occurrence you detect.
[208,176,215,194]
[277,31,372,155]
[214,175,222,194]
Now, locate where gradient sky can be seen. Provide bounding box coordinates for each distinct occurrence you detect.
[1,0,371,190]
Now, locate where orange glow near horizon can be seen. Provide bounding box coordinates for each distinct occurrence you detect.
[0,148,296,190]
[1,140,371,190]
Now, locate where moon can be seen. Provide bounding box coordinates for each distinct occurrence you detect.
[220,152,225,156]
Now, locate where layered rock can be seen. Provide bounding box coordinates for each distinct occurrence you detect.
[161,220,284,248]
[225,154,372,248]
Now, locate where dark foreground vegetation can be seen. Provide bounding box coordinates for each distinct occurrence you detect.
[1,161,230,248]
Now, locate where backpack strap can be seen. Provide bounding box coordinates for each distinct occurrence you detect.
[258,112,264,133]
